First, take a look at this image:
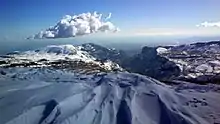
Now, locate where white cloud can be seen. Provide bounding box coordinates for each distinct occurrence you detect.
[196,21,220,28]
[28,12,119,39]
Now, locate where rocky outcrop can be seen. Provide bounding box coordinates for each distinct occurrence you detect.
[160,40,220,84]
[81,43,128,64]
[121,46,181,81]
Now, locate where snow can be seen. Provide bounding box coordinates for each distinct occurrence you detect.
[0,68,220,124]
[5,106,45,124]
[8,44,96,62]
[160,41,220,79]
[209,60,220,66]
[1,44,123,71]
[1,42,220,124]
[195,64,213,73]
[156,47,168,54]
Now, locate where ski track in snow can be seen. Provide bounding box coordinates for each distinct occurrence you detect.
[0,68,220,124]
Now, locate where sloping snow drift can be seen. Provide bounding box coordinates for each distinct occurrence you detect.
[0,68,220,124]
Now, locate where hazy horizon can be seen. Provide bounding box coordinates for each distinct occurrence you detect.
[1,35,220,54]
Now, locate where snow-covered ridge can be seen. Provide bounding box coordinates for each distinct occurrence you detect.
[156,47,168,54]
[159,40,220,83]
[0,44,123,72]
[11,44,95,62]
[2,41,220,83]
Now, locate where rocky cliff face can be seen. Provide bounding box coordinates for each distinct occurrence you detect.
[80,43,128,65]
[121,46,180,81]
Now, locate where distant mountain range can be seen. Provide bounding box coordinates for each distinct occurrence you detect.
[2,40,220,84]
[1,40,220,124]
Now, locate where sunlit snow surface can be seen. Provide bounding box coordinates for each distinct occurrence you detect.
[0,67,220,124]
[4,44,95,62]
[0,44,122,71]
[159,41,220,81]
[0,43,220,124]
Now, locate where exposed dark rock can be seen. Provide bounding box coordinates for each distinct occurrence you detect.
[38,59,48,62]
[0,70,6,75]
[121,46,181,81]
[0,60,7,65]
[118,83,131,88]
[6,62,39,67]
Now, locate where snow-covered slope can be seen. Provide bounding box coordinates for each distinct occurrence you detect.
[0,67,220,124]
[0,43,220,124]
[5,44,95,62]
[159,41,220,83]
[80,43,127,64]
[0,44,123,72]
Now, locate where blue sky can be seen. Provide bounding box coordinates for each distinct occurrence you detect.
[0,0,220,40]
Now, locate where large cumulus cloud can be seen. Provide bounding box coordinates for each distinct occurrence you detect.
[196,21,220,28]
[28,12,119,39]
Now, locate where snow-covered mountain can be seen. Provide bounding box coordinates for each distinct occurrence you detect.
[1,67,220,124]
[3,41,220,83]
[0,43,180,81]
[1,42,220,124]
[0,44,123,72]
[159,40,220,84]
[2,41,220,83]
[80,43,127,63]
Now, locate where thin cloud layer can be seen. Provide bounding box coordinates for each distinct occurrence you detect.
[196,21,220,28]
[28,12,119,39]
